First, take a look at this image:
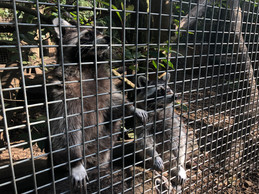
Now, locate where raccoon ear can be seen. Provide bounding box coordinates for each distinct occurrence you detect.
[138,76,147,87]
[161,73,170,83]
[52,18,72,38]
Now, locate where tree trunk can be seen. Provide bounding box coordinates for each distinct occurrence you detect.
[229,0,259,116]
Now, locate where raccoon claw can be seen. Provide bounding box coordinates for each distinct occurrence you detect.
[177,166,186,185]
[153,156,164,172]
[72,175,88,191]
[72,164,88,190]
[135,108,148,124]
[155,176,174,194]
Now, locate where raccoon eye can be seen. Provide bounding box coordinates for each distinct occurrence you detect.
[159,88,166,96]
[84,32,92,40]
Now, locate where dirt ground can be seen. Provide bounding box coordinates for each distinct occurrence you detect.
[0,131,258,193]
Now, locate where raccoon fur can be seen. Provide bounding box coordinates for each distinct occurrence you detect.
[49,18,147,189]
[134,73,187,185]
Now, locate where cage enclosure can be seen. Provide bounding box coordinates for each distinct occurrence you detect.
[0,0,258,193]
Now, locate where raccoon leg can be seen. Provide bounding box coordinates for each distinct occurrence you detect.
[72,163,88,187]
[146,143,164,172]
[65,114,88,190]
[177,131,187,185]
[172,130,187,185]
[111,93,148,124]
[136,128,164,171]
[51,101,88,190]
[52,128,88,190]
[127,105,148,124]
[68,129,88,190]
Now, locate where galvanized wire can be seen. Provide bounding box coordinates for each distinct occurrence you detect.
[0,0,258,193]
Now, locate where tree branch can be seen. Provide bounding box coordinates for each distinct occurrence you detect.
[176,0,209,31]
[229,0,259,115]
[112,69,135,88]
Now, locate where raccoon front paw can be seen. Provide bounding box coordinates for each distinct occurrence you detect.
[135,108,148,124]
[177,166,186,185]
[154,176,174,194]
[72,164,89,190]
[153,156,164,171]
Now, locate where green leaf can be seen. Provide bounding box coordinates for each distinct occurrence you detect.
[98,0,122,23]
[169,50,184,56]
[115,11,122,23]
[136,51,144,59]
[162,59,174,69]
[52,12,58,17]
[152,60,157,69]
[175,102,188,112]
[70,12,76,17]
[125,49,133,59]
[174,19,179,27]
[159,63,165,68]
[126,5,134,11]
[167,61,174,69]
[131,51,143,59]
[127,132,135,139]
[182,104,188,112]
[129,65,139,71]
[126,5,134,17]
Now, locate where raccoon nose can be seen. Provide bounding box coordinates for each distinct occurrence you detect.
[103,36,110,44]
[159,89,166,96]
[167,88,174,95]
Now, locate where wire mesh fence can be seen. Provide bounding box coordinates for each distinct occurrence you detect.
[0,0,258,193]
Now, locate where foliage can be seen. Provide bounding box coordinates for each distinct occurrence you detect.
[0,0,183,73]
[0,0,194,147]
[97,0,134,25]
[0,8,12,18]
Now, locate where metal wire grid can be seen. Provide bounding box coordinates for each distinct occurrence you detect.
[0,0,258,193]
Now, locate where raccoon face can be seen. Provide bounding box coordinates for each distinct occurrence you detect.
[137,73,176,106]
[52,18,109,63]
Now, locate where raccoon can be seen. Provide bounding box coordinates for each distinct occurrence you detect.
[134,73,187,185]
[49,18,147,189]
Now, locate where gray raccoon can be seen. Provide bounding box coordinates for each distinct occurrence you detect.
[49,18,147,189]
[135,73,187,185]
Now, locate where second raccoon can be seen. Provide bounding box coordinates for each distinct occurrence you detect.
[134,73,187,185]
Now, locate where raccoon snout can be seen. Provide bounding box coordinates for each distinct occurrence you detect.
[167,88,174,95]
[167,91,179,103]
[96,36,110,44]
[103,36,110,43]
